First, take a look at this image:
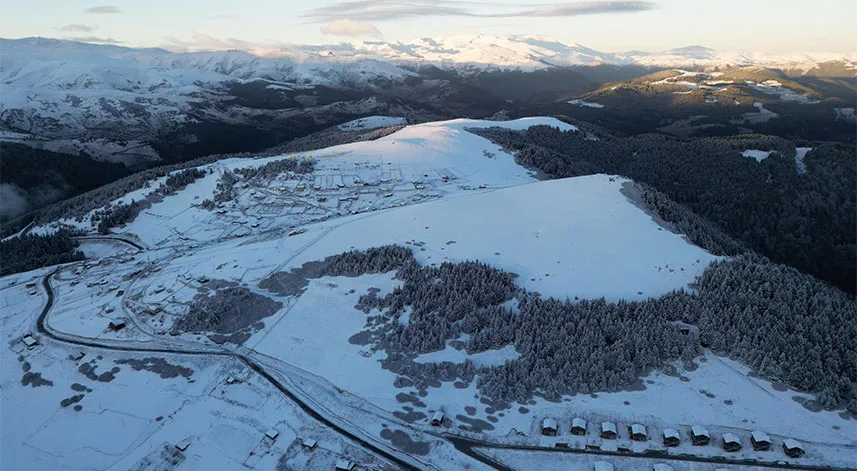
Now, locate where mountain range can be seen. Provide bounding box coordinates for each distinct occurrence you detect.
[2,35,855,219]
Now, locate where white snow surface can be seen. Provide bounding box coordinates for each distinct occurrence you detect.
[568,99,605,108]
[48,117,574,247]
[338,116,408,131]
[742,149,774,162]
[794,147,812,175]
[284,174,717,301]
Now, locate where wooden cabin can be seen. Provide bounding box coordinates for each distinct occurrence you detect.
[662,428,680,447]
[571,417,587,436]
[722,433,741,452]
[691,425,710,446]
[782,438,805,458]
[600,422,618,440]
[751,431,771,451]
[541,418,558,436]
[629,423,648,441]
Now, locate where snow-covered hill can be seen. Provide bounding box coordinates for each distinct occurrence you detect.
[2,35,852,166]
[5,116,856,471]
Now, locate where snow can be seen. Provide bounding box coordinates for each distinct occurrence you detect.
[568,99,605,109]
[77,239,137,258]
[287,175,718,301]
[0,267,422,471]
[794,147,812,175]
[4,109,855,469]
[741,149,774,162]
[748,80,821,104]
[338,115,407,131]
[414,344,520,367]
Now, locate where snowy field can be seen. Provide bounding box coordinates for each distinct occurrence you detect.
[40,117,575,249]
[568,99,605,108]
[338,115,408,131]
[741,149,773,162]
[269,174,718,301]
[5,116,856,470]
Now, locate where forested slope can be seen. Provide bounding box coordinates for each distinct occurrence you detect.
[472,126,856,293]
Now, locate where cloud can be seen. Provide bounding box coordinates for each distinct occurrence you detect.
[0,184,31,220]
[64,36,123,44]
[56,24,97,32]
[161,33,273,53]
[84,5,121,14]
[208,13,241,20]
[303,0,655,22]
[321,19,382,38]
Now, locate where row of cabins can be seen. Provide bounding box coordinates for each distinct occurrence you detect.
[541,419,804,457]
[541,419,648,441]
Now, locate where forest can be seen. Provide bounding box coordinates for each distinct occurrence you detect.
[0,230,85,276]
[314,245,857,414]
[472,126,856,294]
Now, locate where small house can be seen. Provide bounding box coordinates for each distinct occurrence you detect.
[541,418,558,436]
[430,411,444,426]
[301,438,317,449]
[175,438,191,452]
[226,376,238,384]
[594,461,614,471]
[751,430,771,451]
[108,321,126,331]
[630,423,648,441]
[600,422,618,440]
[571,417,587,436]
[653,464,674,471]
[22,334,38,349]
[782,438,805,458]
[335,459,356,471]
[265,428,280,441]
[722,433,741,452]
[691,425,710,445]
[662,428,680,447]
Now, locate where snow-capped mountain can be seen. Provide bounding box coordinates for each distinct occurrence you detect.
[1,35,853,167]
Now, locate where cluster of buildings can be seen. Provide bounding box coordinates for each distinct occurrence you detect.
[540,418,806,458]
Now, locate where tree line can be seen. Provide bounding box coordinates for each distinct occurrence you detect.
[472,126,856,294]
[0,230,85,276]
[308,245,857,413]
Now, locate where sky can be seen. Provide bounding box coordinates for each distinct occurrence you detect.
[1,0,855,54]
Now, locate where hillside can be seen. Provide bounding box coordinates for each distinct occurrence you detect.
[2,115,855,471]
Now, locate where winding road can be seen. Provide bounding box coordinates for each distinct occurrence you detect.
[32,247,857,471]
[35,269,427,471]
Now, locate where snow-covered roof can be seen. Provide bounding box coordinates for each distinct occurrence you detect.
[630,423,647,436]
[431,411,445,421]
[722,433,740,444]
[175,438,191,451]
[542,418,558,430]
[691,425,709,437]
[654,464,674,471]
[663,428,680,439]
[572,417,586,429]
[22,335,37,347]
[335,459,356,471]
[265,428,279,440]
[601,422,617,434]
[301,438,317,448]
[594,461,615,471]
[783,438,803,450]
[751,430,771,443]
